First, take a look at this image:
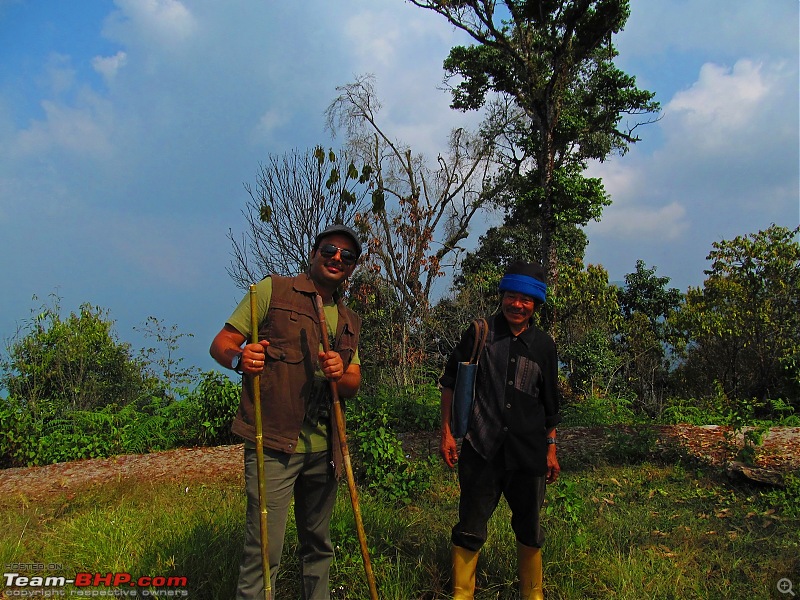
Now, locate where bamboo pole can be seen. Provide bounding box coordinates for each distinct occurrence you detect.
[249,284,272,600]
[314,295,379,600]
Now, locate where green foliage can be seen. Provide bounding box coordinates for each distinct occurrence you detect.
[136,316,200,401]
[619,259,683,326]
[0,394,203,467]
[385,381,441,432]
[0,296,236,467]
[669,225,800,410]
[1,295,155,415]
[346,389,436,503]
[544,477,585,524]
[190,370,240,446]
[424,0,659,307]
[605,427,659,464]
[561,329,621,398]
[555,261,624,398]
[553,261,621,351]
[760,472,800,518]
[561,394,636,427]
[660,400,722,426]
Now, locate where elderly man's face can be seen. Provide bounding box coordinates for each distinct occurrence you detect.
[501,291,535,333]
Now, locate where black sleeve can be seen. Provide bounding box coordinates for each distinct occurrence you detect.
[540,334,562,429]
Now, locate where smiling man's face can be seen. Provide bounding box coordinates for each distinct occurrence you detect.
[501,291,535,334]
[308,233,358,291]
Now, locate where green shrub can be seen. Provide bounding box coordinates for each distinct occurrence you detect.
[190,371,240,446]
[660,400,720,425]
[760,472,800,518]
[1,296,155,414]
[382,381,440,432]
[605,426,659,464]
[561,395,636,427]
[346,390,434,503]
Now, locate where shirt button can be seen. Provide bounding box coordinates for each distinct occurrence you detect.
[508,380,514,385]
[511,357,516,363]
[503,426,508,432]
[506,403,511,409]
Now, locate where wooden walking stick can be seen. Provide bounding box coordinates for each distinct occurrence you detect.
[249,284,273,600]
[314,295,379,600]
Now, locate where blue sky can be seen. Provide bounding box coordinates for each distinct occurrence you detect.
[0,0,797,375]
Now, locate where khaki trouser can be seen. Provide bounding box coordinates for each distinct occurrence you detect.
[236,445,337,600]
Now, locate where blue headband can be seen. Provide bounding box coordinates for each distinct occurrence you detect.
[499,274,547,303]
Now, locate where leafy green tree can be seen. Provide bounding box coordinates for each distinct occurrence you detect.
[670,225,800,410]
[619,260,683,329]
[553,260,622,398]
[615,260,683,415]
[409,0,660,334]
[1,296,154,416]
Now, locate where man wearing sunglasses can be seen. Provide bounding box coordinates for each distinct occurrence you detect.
[210,224,362,600]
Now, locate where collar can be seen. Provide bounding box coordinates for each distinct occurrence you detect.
[292,273,342,304]
[492,312,536,346]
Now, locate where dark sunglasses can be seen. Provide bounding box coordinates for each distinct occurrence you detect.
[318,243,358,266]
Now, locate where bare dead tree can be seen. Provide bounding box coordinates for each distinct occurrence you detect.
[325,74,498,319]
[324,75,501,385]
[228,146,372,289]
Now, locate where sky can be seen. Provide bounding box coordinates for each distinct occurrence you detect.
[0,0,797,376]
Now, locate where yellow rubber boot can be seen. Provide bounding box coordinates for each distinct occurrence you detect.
[518,542,544,600]
[452,545,479,599]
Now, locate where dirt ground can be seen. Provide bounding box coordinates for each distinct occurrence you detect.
[1,425,799,503]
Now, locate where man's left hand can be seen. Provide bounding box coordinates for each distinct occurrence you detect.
[319,350,344,381]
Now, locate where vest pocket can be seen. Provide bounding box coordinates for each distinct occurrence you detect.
[266,344,307,364]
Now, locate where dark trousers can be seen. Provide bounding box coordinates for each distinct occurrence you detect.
[452,439,547,552]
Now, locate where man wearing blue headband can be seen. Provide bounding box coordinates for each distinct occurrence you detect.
[439,260,561,600]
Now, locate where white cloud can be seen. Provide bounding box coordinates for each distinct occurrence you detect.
[591,201,688,240]
[92,51,128,82]
[113,0,196,42]
[344,11,404,68]
[14,98,113,157]
[665,60,771,149]
[585,52,797,288]
[44,53,77,96]
[254,108,289,142]
[102,0,197,56]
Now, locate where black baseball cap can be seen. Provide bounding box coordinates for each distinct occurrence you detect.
[313,224,362,256]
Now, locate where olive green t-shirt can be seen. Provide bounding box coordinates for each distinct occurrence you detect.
[227,277,359,453]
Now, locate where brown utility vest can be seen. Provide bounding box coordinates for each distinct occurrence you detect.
[231,273,361,477]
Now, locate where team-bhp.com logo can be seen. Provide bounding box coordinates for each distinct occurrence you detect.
[3,572,188,597]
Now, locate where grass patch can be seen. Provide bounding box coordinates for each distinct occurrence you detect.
[1,452,798,599]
